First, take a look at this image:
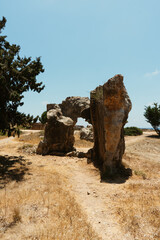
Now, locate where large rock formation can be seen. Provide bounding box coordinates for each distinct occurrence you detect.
[37,97,90,155]
[90,74,132,177]
[37,75,132,180]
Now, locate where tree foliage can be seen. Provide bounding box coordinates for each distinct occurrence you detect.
[144,103,160,136]
[0,17,44,132]
[124,127,143,136]
[39,111,47,124]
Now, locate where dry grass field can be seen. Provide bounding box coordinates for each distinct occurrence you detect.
[0,135,100,240]
[0,168,100,240]
[116,136,160,240]
[0,130,159,240]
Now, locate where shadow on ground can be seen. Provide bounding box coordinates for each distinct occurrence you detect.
[100,165,132,184]
[0,155,29,188]
[146,134,160,139]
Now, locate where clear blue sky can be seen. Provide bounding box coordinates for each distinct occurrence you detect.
[1,0,160,127]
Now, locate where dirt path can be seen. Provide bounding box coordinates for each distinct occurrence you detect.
[125,131,154,146]
[0,131,159,240]
[67,160,132,240]
[0,136,14,144]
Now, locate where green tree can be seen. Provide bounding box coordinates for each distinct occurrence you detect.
[15,113,39,129]
[144,103,160,136]
[0,17,45,133]
[39,111,47,124]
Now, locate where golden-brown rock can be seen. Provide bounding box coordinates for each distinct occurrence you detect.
[90,74,132,177]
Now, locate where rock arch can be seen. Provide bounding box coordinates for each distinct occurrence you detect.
[37,97,91,155]
[37,74,132,178]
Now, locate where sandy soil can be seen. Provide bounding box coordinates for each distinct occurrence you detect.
[0,131,159,240]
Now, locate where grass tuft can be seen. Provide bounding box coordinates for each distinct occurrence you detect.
[134,170,147,179]
[12,207,21,223]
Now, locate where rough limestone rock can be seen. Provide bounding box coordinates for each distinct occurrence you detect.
[81,107,91,124]
[37,97,90,155]
[80,125,93,142]
[37,104,74,155]
[90,74,132,177]
[60,97,90,123]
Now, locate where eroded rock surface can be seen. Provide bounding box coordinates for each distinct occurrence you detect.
[60,97,90,123]
[37,76,131,177]
[37,104,74,155]
[37,97,90,155]
[90,74,132,177]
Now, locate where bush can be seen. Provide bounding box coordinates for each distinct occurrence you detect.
[144,103,160,136]
[0,130,6,136]
[124,127,143,136]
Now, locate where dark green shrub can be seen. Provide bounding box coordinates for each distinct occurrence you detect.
[144,103,160,136]
[0,130,6,136]
[124,127,143,136]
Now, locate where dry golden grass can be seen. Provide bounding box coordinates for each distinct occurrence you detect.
[115,183,160,240]
[0,136,7,140]
[17,131,44,145]
[113,137,160,240]
[16,131,44,154]
[0,160,100,240]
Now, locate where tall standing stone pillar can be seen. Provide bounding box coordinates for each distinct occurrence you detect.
[90,75,132,177]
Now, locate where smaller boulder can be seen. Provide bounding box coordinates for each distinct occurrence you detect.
[80,125,94,142]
